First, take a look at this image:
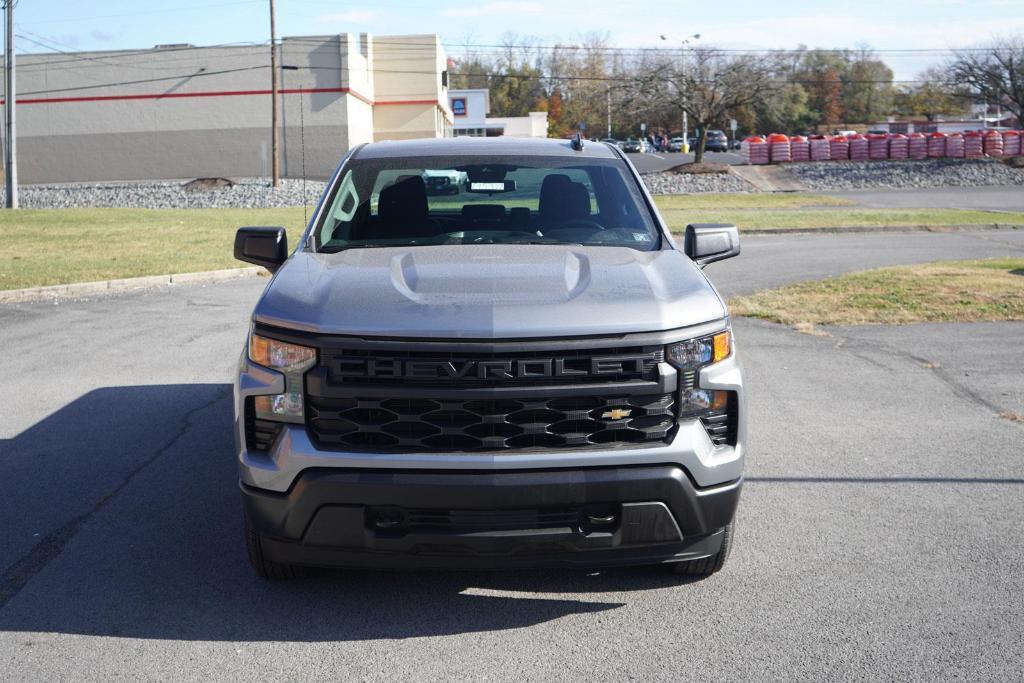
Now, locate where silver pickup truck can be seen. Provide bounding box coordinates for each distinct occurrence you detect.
[233,136,745,578]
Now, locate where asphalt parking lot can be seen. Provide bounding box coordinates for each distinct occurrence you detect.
[1,229,1022,680]
[625,150,744,173]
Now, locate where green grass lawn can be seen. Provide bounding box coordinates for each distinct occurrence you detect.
[1,201,1022,290]
[653,201,1024,231]
[653,193,853,210]
[729,258,1024,326]
[0,208,308,290]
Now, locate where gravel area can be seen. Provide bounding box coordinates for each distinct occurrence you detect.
[787,158,1024,190]
[641,171,755,194]
[6,173,754,207]
[4,178,327,209]
[8,158,1017,207]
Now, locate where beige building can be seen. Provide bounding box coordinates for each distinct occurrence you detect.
[3,33,453,183]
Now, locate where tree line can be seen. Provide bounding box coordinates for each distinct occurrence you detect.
[450,34,1024,162]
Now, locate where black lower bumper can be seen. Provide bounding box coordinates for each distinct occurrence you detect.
[242,465,742,569]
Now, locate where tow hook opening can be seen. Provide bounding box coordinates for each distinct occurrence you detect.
[369,506,407,530]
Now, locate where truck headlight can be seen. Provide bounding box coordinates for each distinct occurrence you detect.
[249,333,316,423]
[667,329,732,369]
[667,329,734,422]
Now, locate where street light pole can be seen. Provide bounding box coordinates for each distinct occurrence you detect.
[4,0,17,208]
[269,0,280,187]
[662,33,699,154]
[606,87,612,138]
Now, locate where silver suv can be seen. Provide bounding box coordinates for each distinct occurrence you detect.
[233,137,745,578]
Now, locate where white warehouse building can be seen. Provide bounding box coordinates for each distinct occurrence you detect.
[2,33,453,183]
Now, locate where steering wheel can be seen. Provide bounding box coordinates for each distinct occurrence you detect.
[551,218,606,232]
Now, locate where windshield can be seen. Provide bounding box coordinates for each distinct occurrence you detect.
[313,155,661,252]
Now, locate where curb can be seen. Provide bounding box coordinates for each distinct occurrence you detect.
[0,266,265,304]
[715,223,1020,236]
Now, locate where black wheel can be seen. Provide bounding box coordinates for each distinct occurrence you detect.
[244,513,305,580]
[672,521,734,577]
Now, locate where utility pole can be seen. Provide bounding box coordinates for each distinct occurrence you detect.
[269,0,280,187]
[4,0,17,208]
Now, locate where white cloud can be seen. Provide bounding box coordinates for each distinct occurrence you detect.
[442,2,545,18]
[317,9,378,24]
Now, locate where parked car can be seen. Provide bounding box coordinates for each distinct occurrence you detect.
[422,169,466,196]
[233,136,745,579]
[704,130,729,153]
[621,137,644,153]
[668,137,686,152]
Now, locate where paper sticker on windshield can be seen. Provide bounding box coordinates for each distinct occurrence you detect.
[633,232,652,242]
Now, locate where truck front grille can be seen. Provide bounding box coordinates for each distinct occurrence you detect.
[306,393,677,452]
[319,345,665,386]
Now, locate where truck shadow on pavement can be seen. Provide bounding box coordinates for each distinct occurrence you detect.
[0,384,698,643]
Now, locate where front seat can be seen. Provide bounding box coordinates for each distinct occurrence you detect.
[374,176,437,240]
[538,173,591,225]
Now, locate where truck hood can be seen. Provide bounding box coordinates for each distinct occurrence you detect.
[254,245,726,338]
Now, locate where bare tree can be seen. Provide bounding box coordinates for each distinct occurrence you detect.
[634,47,776,163]
[949,37,1024,122]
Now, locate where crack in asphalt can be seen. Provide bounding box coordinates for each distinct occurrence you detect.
[0,387,232,611]
[961,231,1024,252]
[831,333,1013,418]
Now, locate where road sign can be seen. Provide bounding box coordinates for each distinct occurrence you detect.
[729,119,738,132]
[641,123,647,132]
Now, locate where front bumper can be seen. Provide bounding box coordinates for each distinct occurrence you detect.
[243,465,742,569]
[234,351,745,493]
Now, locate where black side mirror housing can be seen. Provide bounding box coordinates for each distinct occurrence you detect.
[234,227,288,272]
[683,223,740,266]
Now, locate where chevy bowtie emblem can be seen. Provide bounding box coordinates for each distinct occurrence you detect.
[601,408,632,420]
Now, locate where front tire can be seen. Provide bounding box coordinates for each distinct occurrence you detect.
[672,521,734,577]
[244,513,305,579]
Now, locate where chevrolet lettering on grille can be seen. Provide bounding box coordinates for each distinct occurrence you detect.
[331,354,652,380]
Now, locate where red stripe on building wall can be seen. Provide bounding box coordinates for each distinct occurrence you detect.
[0,86,413,108]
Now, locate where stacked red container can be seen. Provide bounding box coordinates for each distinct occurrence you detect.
[892,134,909,159]
[848,134,869,160]
[946,132,965,158]
[810,135,831,161]
[1004,130,1022,157]
[867,133,889,160]
[790,135,810,162]
[907,133,927,159]
[768,133,791,163]
[829,135,849,160]
[964,131,984,158]
[927,133,946,158]
[888,134,908,160]
[983,130,1004,157]
[741,136,769,165]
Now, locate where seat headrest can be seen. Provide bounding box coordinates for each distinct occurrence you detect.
[378,176,429,222]
[462,204,506,222]
[539,174,590,223]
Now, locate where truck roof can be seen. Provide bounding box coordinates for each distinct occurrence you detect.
[353,136,621,160]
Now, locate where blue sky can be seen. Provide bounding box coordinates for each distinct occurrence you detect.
[12,0,1024,80]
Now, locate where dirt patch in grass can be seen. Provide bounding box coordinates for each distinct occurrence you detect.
[665,163,732,174]
[729,258,1024,326]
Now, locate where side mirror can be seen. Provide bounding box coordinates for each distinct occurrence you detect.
[234,227,288,272]
[683,223,740,266]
